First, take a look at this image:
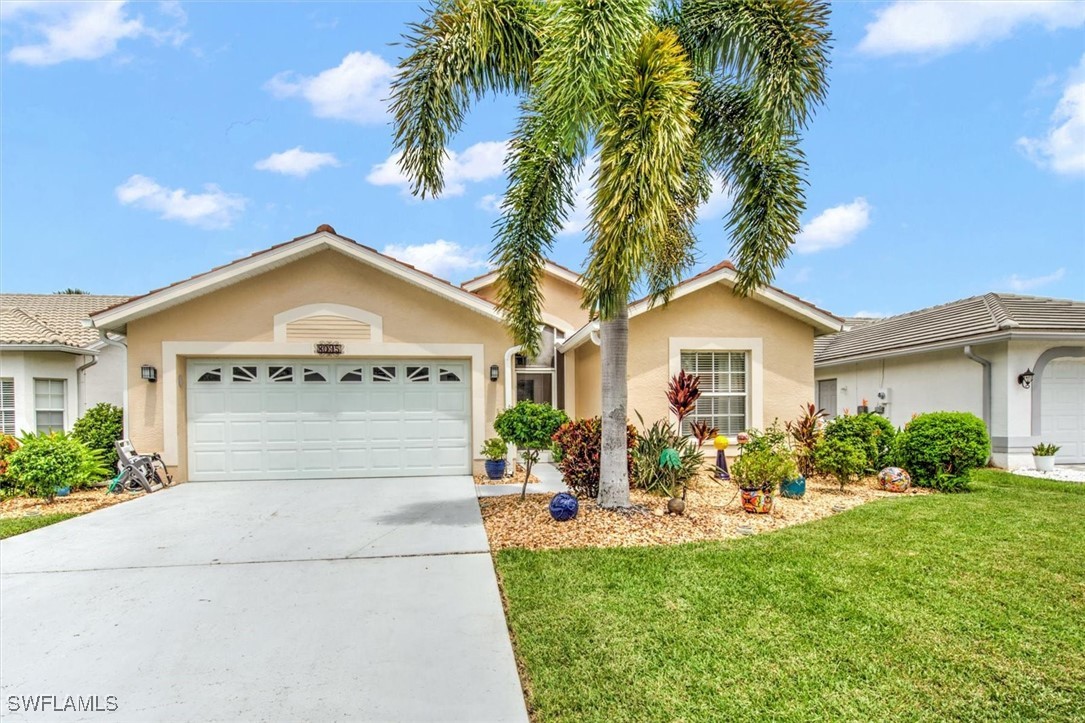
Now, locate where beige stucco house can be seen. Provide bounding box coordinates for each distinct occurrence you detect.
[87,226,841,483]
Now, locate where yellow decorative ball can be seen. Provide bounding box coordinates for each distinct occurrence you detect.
[713,435,730,451]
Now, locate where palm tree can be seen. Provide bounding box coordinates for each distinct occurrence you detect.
[390,0,830,508]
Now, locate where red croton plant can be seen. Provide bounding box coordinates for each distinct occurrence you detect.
[667,370,700,430]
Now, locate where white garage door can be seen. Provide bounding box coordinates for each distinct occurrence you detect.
[1040,358,1085,464]
[186,359,470,480]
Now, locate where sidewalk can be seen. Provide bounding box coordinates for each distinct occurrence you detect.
[476,463,567,497]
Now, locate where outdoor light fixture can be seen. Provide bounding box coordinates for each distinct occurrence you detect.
[490,364,500,382]
[141,364,158,383]
[1017,368,1034,389]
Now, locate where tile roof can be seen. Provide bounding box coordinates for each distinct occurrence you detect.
[0,294,130,347]
[815,293,1085,364]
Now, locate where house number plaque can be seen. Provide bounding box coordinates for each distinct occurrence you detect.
[315,342,344,356]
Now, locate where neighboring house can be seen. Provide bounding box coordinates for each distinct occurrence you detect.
[0,294,129,436]
[87,225,841,483]
[815,294,1085,467]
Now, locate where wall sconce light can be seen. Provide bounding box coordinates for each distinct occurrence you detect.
[1017,368,1034,389]
[489,364,500,382]
[141,364,158,383]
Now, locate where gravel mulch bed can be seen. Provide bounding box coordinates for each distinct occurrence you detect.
[474,463,540,486]
[480,472,930,551]
[0,487,143,519]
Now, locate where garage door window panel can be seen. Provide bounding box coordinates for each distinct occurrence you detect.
[269,365,294,383]
[373,366,396,383]
[232,366,258,383]
[196,367,223,383]
[339,367,365,383]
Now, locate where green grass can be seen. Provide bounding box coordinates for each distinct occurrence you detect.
[495,470,1085,722]
[0,513,78,539]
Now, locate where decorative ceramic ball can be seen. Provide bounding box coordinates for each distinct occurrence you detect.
[713,435,730,451]
[736,433,750,445]
[877,466,911,493]
[548,492,579,522]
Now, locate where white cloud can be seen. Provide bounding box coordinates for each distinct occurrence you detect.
[1002,267,1066,293]
[859,1,1085,56]
[381,239,489,280]
[697,174,732,222]
[852,311,889,319]
[3,1,186,66]
[115,174,246,229]
[266,51,393,124]
[367,141,507,197]
[477,193,503,213]
[1017,57,1085,176]
[794,198,872,254]
[254,147,341,178]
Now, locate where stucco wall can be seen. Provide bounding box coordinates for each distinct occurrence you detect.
[472,272,589,331]
[80,343,126,415]
[0,351,81,433]
[571,282,817,443]
[124,249,516,480]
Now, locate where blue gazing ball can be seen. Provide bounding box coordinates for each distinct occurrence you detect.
[548,492,579,522]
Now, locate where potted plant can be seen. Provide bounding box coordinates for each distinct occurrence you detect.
[481,438,508,480]
[1032,442,1060,472]
[731,447,797,514]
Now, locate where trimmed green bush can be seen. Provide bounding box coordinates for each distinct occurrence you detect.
[824,413,896,472]
[894,412,989,492]
[732,447,797,492]
[813,436,866,491]
[494,402,569,499]
[7,433,85,501]
[72,402,124,472]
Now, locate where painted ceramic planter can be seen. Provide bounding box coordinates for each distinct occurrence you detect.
[780,477,806,499]
[877,466,911,493]
[1033,455,1055,472]
[484,459,507,480]
[740,489,773,514]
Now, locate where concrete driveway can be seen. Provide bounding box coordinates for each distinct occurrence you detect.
[0,478,527,722]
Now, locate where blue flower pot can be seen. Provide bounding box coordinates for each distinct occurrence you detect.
[55,486,71,497]
[780,477,806,499]
[549,492,579,522]
[484,459,507,480]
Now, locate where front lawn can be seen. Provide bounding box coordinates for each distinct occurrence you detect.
[0,513,78,539]
[496,470,1085,721]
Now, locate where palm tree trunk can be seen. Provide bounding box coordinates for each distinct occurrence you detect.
[597,304,630,509]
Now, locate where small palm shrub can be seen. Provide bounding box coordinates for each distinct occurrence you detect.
[552,417,637,498]
[823,412,896,473]
[72,402,124,472]
[631,413,703,497]
[894,412,989,492]
[813,436,866,491]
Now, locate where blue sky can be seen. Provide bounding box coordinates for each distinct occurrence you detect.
[1,1,1083,317]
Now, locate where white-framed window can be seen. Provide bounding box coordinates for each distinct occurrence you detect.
[34,379,66,434]
[681,351,747,435]
[1,378,14,435]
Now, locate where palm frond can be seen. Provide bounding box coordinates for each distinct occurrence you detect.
[533,0,655,156]
[390,0,540,198]
[680,0,831,131]
[492,106,578,356]
[583,26,699,319]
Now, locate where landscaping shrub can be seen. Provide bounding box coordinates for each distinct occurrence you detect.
[6,432,86,501]
[785,403,827,477]
[823,412,896,472]
[0,434,19,491]
[742,421,789,455]
[72,402,124,472]
[894,411,989,492]
[732,447,797,492]
[494,402,569,499]
[813,436,866,491]
[631,413,703,496]
[551,417,637,498]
